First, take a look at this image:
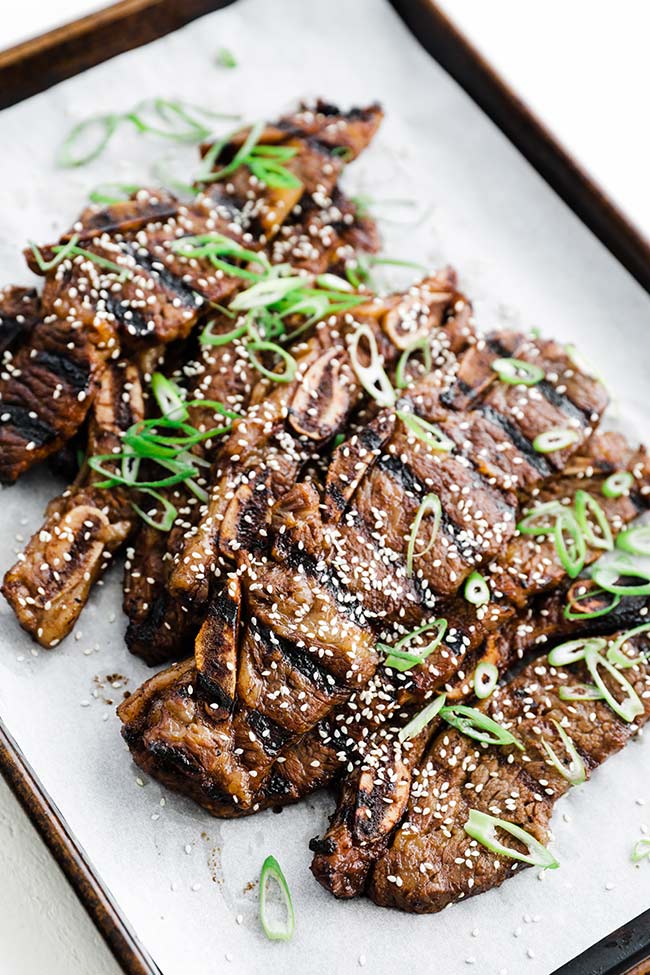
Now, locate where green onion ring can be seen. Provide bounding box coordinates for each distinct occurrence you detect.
[491,357,544,387]
[231,274,306,311]
[464,571,490,607]
[406,493,441,577]
[245,340,297,384]
[473,661,498,700]
[395,338,432,389]
[440,704,524,750]
[397,410,453,453]
[616,524,650,557]
[259,855,295,942]
[28,234,80,273]
[632,838,650,863]
[89,183,141,205]
[563,581,621,621]
[554,509,586,578]
[602,471,634,499]
[574,490,613,550]
[533,427,580,454]
[548,637,606,667]
[516,501,564,536]
[151,373,188,421]
[464,809,559,869]
[606,623,650,669]
[200,319,249,347]
[540,720,586,785]
[57,114,122,167]
[558,683,604,702]
[398,693,447,742]
[584,644,644,723]
[380,618,448,673]
[591,559,650,597]
[348,324,396,408]
[131,489,177,531]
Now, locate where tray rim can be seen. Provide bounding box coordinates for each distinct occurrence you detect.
[0,2,648,974]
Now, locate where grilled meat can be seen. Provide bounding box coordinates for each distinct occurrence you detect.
[2,360,144,646]
[369,624,650,912]
[0,286,40,355]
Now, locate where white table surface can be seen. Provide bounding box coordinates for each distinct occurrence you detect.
[0,3,648,974]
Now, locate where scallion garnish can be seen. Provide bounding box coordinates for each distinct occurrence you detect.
[395,337,432,389]
[259,855,295,941]
[533,427,580,454]
[246,339,297,384]
[397,410,453,453]
[574,490,613,550]
[584,643,644,723]
[606,623,650,669]
[563,582,621,621]
[554,509,586,578]
[89,183,141,205]
[464,809,559,869]
[30,236,132,281]
[379,618,448,673]
[602,471,634,499]
[616,524,650,557]
[632,838,650,863]
[558,684,604,702]
[348,324,396,408]
[57,100,239,167]
[541,720,586,785]
[491,357,544,387]
[464,571,490,607]
[398,693,446,742]
[197,120,302,189]
[131,488,178,531]
[217,47,237,68]
[548,637,606,667]
[473,661,499,700]
[591,558,650,597]
[171,233,269,281]
[516,501,565,536]
[406,493,441,577]
[230,274,305,310]
[440,704,523,750]
[29,234,80,273]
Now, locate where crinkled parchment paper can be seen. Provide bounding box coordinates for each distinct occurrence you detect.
[0,1,649,973]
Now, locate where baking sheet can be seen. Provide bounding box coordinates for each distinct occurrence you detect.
[0,1,649,973]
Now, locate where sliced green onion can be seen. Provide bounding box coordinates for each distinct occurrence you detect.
[440,704,523,750]
[315,273,353,293]
[491,357,544,387]
[50,243,132,281]
[516,501,564,536]
[632,838,650,863]
[397,410,453,453]
[380,618,448,673]
[398,693,446,742]
[217,47,237,68]
[198,119,265,183]
[592,559,650,597]
[616,524,650,557]
[606,623,650,669]
[259,855,294,942]
[602,471,634,499]
[231,275,305,311]
[554,509,586,578]
[558,683,604,702]
[245,340,297,384]
[348,324,396,408]
[584,644,644,723]
[89,183,141,205]
[464,809,559,869]
[574,490,613,550]
[151,373,188,421]
[406,493,441,577]
[464,571,490,607]
[540,720,586,785]
[548,637,606,667]
[131,489,178,531]
[395,338,432,389]
[533,427,580,454]
[248,157,302,189]
[563,582,621,621]
[473,661,498,700]
[57,114,122,167]
[200,319,249,346]
[28,233,80,273]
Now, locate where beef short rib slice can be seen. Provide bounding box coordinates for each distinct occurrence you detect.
[370,626,650,912]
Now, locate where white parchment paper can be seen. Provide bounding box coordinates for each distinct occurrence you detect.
[0,2,649,973]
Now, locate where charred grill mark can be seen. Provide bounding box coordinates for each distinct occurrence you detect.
[0,404,56,446]
[537,379,590,424]
[485,336,512,358]
[121,243,202,308]
[255,620,343,696]
[245,707,291,755]
[440,378,472,409]
[261,771,294,799]
[35,349,90,392]
[275,540,369,629]
[196,673,234,712]
[147,739,204,776]
[477,404,552,476]
[103,294,152,336]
